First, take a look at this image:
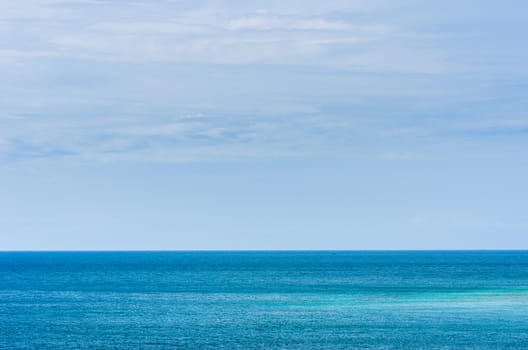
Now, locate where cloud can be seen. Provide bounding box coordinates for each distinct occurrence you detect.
[91,21,209,34]
[47,18,457,73]
[0,112,344,163]
[226,17,352,31]
[0,49,61,58]
[0,0,73,20]
[0,0,463,73]
[382,117,528,138]
[1,0,526,165]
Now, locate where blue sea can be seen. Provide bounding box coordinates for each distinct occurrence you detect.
[1,251,528,349]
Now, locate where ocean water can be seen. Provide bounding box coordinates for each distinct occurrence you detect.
[1,251,527,349]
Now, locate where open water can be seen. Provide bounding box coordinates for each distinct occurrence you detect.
[1,251,527,349]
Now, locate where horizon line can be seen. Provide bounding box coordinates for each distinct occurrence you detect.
[2,249,528,252]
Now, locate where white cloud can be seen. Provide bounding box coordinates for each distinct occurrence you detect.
[0,49,61,58]
[2,0,519,165]
[226,17,352,31]
[382,117,528,138]
[0,0,463,73]
[92,21,209,34]
[48,17,446,72]
[0,0,73,20]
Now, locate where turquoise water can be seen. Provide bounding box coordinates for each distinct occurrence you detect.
[1,251,527,349]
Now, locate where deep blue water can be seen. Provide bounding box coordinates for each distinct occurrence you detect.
[1,251,528,349]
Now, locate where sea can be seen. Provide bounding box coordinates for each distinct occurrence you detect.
[1,251,527,349]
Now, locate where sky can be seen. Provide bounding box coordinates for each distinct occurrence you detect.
[1,0,527,250]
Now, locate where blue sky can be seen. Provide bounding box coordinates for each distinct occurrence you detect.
[1,0,527,249]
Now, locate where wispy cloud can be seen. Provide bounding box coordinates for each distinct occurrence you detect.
[1,0,527,164]
[1,112,356,162]
[0,0,462,72]
[381,117,528,138]
[226,16,353,31]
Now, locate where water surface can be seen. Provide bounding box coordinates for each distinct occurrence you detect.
[1,251,527,349]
